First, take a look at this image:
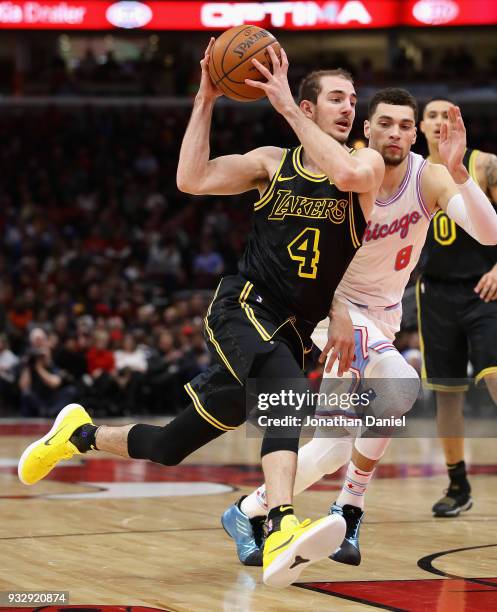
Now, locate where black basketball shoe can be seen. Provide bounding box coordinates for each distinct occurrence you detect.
[432,481,472,517]
[329,503,363,566]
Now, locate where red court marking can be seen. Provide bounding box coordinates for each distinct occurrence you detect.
[0,423,55,435]
[299,577,497,611]
[2,457,497,491]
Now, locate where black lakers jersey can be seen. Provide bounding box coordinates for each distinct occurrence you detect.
[239,145,366,325]
[420,149,497,280]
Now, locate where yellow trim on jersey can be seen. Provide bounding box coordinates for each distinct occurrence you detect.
[348,191,361,249]
[204,279,242,385]
[253,149,288,211]
[238,280,296,345]
[204,318,242,384]
[415,277,429,383]
[475,366,497,385]
[239,281,272,341]
[468,149,480,183]
[293,145,327,182]
[206,278,222,317]
[422,383,469,392]
[289,317,308,370]
[185,383,236,431]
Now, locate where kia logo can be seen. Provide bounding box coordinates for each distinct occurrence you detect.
[106,1,152,29]
[412,0,459,25]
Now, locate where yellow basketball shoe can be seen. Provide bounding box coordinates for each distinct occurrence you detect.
[18,403,93,485]
[263,513,346,587]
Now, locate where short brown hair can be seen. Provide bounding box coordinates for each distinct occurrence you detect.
[297,69,354,104]
[368,87,418,122]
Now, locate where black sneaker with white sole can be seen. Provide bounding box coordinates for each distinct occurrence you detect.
[432,482,472,517]
[329,503,363,566]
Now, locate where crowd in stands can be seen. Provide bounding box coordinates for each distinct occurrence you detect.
[3,40,497,97]
[1,96,496,416]
[0,295,211,417]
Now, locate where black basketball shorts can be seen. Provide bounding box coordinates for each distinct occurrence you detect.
[416,275,497,391]
[185,275,315,431]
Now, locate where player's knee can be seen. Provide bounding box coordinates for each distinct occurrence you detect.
[367,354,420,418]
[128,423,189,466]
[149,432,187,466]
[392,361,420,416]
[260,436,300,457]
[153,449,185,466]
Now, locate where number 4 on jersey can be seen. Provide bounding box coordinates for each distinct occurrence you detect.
[288,227,320,278]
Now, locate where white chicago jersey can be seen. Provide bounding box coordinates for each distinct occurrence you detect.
[336,151,433,315]
[313,153,431,378]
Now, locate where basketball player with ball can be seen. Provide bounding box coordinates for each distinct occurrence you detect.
[18,28,385,587]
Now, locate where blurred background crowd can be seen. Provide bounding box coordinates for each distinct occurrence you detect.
[2,29,497,97]
[1,19,496,416]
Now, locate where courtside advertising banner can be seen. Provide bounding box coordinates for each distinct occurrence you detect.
[0,0,497,30]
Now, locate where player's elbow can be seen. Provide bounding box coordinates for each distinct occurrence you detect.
[480,234,497,246]
[331,168,356,192]
[176,174,204,195]
[479,222,497,245]
[176,172,189,193]
[333,166,371,193]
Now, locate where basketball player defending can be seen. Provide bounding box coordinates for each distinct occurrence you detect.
[418,98,497,517]
[223,88,497,567]
[18,43,384,587]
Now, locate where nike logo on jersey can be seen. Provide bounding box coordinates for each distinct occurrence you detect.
[277,174,298,182]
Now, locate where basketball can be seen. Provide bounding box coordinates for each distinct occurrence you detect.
[209,25,281,102]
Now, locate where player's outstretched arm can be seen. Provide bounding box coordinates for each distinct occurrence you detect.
[176,38,280,196]
[425,105,497,246]
[245,46,384,198]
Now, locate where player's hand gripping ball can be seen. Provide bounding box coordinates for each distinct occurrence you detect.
[208,25,281,102]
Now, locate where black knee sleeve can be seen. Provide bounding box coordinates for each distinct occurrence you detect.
[250,343,312,459]
[128,405,226,465]
[260,435,300,457]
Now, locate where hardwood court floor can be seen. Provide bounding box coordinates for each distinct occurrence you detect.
[1,418,497,612]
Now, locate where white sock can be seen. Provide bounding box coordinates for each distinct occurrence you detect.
[240,487,267,518]
[336,460,374,510]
